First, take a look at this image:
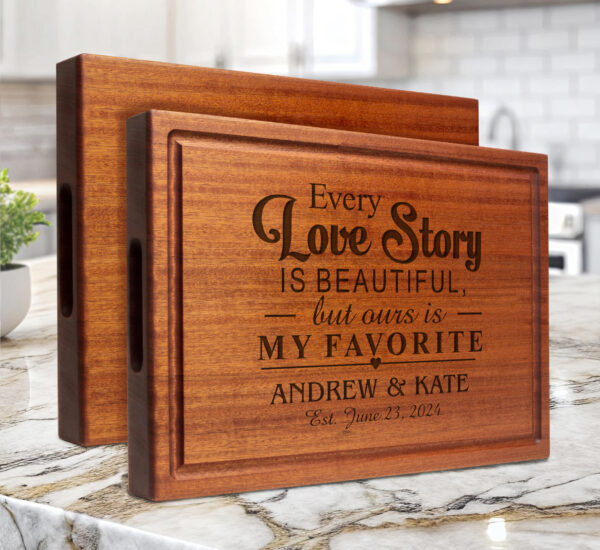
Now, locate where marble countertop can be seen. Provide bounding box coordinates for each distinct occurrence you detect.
[1,257,599,549]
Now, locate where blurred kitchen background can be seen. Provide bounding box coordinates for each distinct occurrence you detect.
[1,0,599,273]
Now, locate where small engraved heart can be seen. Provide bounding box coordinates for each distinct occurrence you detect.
[370,357,381,370]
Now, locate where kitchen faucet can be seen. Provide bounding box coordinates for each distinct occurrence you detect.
[488,106,520,150]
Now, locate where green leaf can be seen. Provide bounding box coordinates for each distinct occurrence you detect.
[0,168,51,267]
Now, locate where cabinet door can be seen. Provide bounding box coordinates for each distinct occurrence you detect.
[0,0,61,78]
[0,0,169,78]
[228,0,296,76]
[172,0,229,68]
[57,0,167,62]
[305,0,375,79]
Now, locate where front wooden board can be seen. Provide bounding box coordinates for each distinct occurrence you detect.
[57,53,479,446]
[127,111,548,501]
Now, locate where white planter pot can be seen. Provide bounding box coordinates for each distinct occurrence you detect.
[1,264,31,337]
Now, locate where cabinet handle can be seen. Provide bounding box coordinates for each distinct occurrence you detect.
[289,44,305,74]
[214,52,227,69]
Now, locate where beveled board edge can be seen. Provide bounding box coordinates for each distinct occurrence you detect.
[56,56,82,444]
[127,110,548,501]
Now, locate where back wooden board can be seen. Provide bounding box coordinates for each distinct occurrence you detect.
[126,110,548,501]
[57,54,479,445]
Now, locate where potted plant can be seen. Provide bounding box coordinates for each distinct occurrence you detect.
[1,168,50,337]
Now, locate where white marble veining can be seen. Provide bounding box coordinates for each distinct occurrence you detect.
[1,257,599,549]
[0,495,205,550]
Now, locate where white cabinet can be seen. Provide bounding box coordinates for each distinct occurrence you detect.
[171,0,229,68]
[228,0,299,76]
[170,0,297,75]
[306,2,408,80]
[0,0,408,80]
[0,0,168,79]
[304,0,375,78]
[170,0,408,80]
[57,0,167,63]
[224,0,408,80]
[0,0,61,78]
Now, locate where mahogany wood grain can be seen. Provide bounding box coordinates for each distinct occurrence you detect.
[126,110,548,501]
[57,54,479,446]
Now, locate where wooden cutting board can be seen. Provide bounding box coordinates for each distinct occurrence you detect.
[126,110,548,501]
[57,54,479,446]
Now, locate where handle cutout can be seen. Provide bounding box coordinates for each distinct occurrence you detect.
[128,239,143,372]
[58,184,73,317]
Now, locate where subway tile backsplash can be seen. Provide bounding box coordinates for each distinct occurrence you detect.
[393,2,600,187]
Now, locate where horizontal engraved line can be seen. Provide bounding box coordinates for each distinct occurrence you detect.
[264,314,297,318]
[457,312,483,315]
[260,357,476,371]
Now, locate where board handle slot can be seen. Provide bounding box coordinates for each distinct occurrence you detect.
[58,184,73,317]
[128,239,144,372]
